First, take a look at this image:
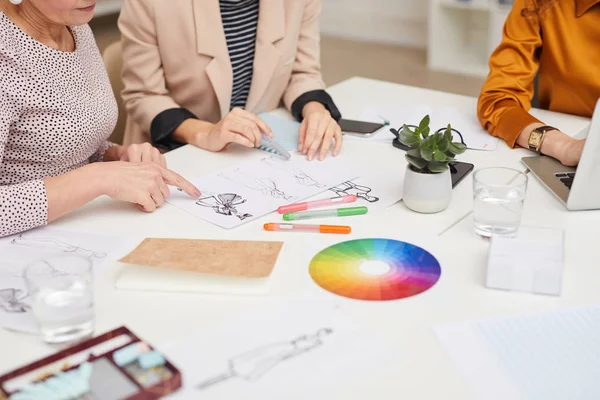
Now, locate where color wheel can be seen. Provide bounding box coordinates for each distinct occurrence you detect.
[309,238,441,301]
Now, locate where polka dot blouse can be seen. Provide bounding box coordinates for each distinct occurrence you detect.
[0,12,117,237]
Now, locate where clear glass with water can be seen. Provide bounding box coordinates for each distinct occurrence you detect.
[24,255,94,344]
[473,167,528,237]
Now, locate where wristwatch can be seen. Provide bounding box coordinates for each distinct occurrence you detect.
[528,125,557,153]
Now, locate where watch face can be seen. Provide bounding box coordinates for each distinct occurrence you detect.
[530,131,543,147]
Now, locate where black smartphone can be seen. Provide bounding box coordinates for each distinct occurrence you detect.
[339,119,385,137]
[392,138,474,188]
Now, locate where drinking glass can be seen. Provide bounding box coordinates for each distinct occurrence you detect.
[24,255,94,344]
[473,167,528,237]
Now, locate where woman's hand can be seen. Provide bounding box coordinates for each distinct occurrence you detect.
[104,143,166,167]
[298,102,342,161]
[518,124,585,167]
[119,143,166,167]
[99,162,200,212]
[175,108,273,152]
[557,138,585,167]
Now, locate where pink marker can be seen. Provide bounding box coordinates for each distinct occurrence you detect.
[278,195,357,214]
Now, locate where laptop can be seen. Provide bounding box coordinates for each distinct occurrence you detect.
[522,99,600,211]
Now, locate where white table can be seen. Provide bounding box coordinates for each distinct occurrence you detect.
[1,77,595,399]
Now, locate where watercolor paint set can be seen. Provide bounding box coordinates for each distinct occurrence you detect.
[0,327,181,400]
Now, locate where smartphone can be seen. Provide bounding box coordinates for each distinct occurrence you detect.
[339,119,385,137]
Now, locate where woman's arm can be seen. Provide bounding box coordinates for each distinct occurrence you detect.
[119,0,191,150]
[0,88,49,236]
[282,0,330,114]
[43,163,105,223]
[282,0,343,160]
[477,0,543,147]
[477,0,582,165]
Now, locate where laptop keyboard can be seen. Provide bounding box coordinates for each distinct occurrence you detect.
[555,172,576,189]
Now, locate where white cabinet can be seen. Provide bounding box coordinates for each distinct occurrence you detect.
[427,0,512,78]
[95,0,123,17]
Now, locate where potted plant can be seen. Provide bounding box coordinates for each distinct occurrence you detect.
[398,115,466,213]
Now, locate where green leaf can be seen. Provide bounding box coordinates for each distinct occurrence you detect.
[433,150,447,161]
[448,142,467,155]
[420,148,434,161]
[433,132,443,145]
[401,124,414,136]
[400,132,419,146]
[438,138,449,152]
[406,155,428,171]
[427,161,449,173]
[419,115,430,132]
[421,127,431,138]
[406,148,421,158]
[422,134,435,147]
[444,129,452,141]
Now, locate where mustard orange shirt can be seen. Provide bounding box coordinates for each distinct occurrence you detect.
[478,0,600,147]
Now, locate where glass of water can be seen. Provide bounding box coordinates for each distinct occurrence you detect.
[473,167,528,237]
[24,255,94,344]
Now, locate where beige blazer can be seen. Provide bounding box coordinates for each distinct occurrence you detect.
[119,0,326,145]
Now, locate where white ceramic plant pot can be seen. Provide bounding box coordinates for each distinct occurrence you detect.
[403,165,452,213]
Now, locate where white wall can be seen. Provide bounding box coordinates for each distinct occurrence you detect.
[320,0,428,48]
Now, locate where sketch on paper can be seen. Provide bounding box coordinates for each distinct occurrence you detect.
[167,154,359,228]
[196,328,334,391]
[218,169,297,201]
[0,228,125,333]
[10,234,107,259]
[195,193,253,220]
[0,255,81,316]
[0,288,29,313]
[329,181,379,203]
[260,156,325,188]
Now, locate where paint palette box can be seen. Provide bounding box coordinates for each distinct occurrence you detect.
[0,326,181,399]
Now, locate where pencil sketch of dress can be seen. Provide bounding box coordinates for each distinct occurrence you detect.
[260,156,325,188]
[196,328,333,390]
[0,255,83,317]
[329,181,379,203]
[195,193,253,220]
[0,289,29,313]
[10,234,107,259]
[218,169,296,201]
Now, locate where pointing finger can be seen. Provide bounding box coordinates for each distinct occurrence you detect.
[160,168,201,198]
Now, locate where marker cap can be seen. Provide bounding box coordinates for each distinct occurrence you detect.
[337,206,368,217]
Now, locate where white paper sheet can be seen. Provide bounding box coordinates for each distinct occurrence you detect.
[166,154,359,229]
[0,227,126,334]
[161,298,396,400]
[434,305,600,400]
[358,105,499,151]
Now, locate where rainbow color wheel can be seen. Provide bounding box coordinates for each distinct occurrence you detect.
[309,238,441,301]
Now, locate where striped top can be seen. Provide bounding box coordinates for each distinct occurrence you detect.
[219,0,260,110]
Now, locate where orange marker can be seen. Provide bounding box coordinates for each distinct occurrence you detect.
[264,223,351,234]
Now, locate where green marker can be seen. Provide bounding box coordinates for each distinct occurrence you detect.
[283,206,368,221]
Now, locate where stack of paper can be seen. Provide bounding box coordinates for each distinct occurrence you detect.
[487,227,565,296]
